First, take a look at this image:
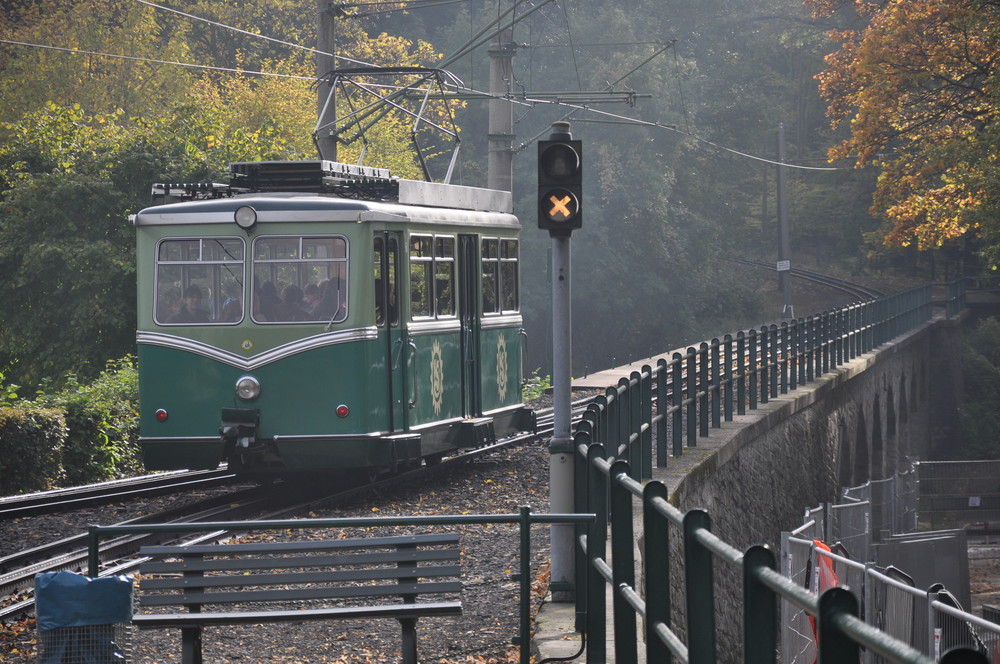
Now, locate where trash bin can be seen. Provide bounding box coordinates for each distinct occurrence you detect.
[35,571,133,664]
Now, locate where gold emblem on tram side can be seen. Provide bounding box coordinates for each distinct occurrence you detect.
[430,340,444,416]
[241,339,254,351]
[496,334,508,401]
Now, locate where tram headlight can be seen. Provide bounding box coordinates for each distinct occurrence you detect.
[234,205,257,231]
[235,375,261,401]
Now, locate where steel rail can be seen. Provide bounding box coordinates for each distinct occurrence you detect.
[0,468,235,520]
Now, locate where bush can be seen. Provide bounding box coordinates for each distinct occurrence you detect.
[33,357,141,486]
[0,404,67,493]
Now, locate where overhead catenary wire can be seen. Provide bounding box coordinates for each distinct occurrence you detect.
[0,37,317,80]
[0,0,850,173]
[134,0,376,67]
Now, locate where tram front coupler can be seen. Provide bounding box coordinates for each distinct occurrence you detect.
[220,407,260,455]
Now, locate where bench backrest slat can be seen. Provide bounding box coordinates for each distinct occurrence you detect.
[139,548,458,574]
[138,533,458,557]
[140,581,463,607]
[139,564,462,592]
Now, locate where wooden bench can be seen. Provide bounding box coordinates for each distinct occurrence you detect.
[133,533,461,664]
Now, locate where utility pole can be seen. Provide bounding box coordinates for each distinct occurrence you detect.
[316,0,337,161]
[777,123,793,319]
[487,30,514,192]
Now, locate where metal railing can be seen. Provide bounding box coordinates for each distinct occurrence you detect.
[86,509,594,664]
[578,284,932,469]
[571,445,960,663]
[564,283,994,662]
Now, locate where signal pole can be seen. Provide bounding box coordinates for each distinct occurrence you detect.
[538,121,583,600]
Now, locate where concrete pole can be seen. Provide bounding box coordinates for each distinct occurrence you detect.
[777,123,793,318]
[316,0,338,161]
[549,234,575,600]
[487,30,514,192]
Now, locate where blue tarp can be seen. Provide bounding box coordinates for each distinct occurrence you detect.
[35,572,133,631]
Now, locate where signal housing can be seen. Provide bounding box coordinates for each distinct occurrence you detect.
[537,123,582,235]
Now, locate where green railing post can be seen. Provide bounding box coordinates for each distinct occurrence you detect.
[626,374,640,476]
[609,460,637,664]
[805,315,815,383]
[819,586,860,663]
[723,335,734,422]
[686,347,697,446]
[518,505,532,664]
[778,321,790,394]
[790,318,800,390]
[672,352,684,454]
[743,545,777,664]
[710,339,721,427]
[573,429,592,634]
[643,481,672,664]
[87,525,100,577]
[684,509,716,664]
[639,368,653,479]
[656,360,669,467]
[699,343,710,436]
[586,443,608,664]
[737,332,747,416]
[759,326,769,404]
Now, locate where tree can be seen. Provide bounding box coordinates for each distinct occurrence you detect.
[807,0,1000,264]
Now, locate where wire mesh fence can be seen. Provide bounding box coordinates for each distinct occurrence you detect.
[37,624,132,664]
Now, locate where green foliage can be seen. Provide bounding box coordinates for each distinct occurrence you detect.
[958,317,1000,459]
[521,370,553,402]
[0,403,67,494]
[0,369,19,405]
[33,357,141,485]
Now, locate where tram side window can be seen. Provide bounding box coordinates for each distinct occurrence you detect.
[409,235,455,319]
[481,238,518,314]
[155,238,245,325]
[374,237,399,327]
[252,236,348,324]
[500,239,519,312]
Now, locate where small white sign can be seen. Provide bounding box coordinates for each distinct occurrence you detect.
[970,496,982,507]
[776,260,791,271]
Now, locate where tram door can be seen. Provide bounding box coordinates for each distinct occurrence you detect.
[458,234,481,417]
[374,234,405,431]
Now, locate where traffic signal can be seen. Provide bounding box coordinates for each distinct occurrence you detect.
[538,123,582,235]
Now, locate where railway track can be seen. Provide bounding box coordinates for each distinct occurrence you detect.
[0,468,236,520]
[733,258,886,301]
[0,400,586,624]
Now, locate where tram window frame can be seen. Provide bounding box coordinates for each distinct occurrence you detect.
[481,237,519,315]
[154,237,245,326]
[374,237,400,327]
[409,234,456,320]
[251,235,349,325]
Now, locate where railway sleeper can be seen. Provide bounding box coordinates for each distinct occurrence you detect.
[133,533,462,664]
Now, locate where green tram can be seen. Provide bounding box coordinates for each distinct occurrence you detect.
[134,160,534,478]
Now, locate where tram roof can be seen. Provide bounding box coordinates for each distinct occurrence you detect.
[132,160,519,229]
[132,192,520,229]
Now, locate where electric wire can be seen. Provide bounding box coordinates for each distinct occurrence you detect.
[0,38,316,80]
[134,0,375,67]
